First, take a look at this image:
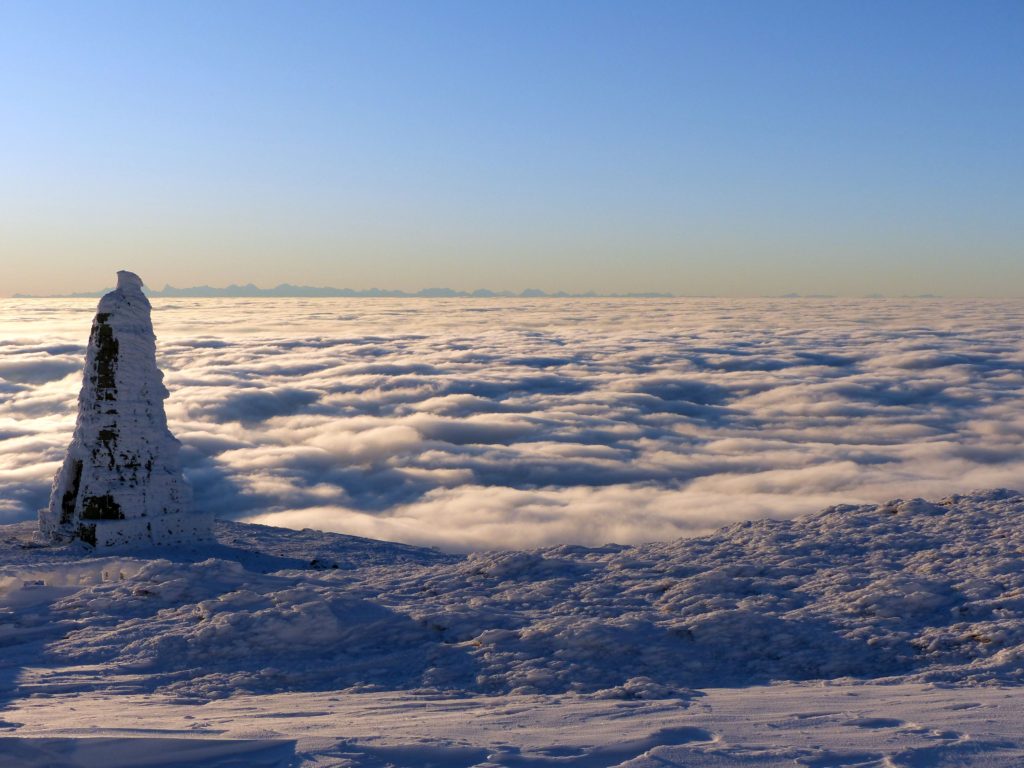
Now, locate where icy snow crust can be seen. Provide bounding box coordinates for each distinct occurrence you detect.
[3,490,1024,702]
[38,271,211,548]
[6,683,1024,768]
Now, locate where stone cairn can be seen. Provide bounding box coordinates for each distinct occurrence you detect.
[39,271,212,548]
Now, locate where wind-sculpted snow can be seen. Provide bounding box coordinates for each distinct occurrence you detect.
[2,490,1023,699]
[2,297,1024,549]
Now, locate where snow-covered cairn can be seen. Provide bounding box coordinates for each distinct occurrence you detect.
[39,271,212,548]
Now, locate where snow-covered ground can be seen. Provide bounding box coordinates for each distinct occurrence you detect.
[3,489,1024,765]
[5,683,1024,767]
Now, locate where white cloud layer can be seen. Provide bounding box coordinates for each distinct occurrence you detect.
[2,297,1023,551]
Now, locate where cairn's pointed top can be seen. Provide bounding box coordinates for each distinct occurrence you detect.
[116,270,144,294]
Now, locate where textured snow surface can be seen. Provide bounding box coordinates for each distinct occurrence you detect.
[5,683,1024,767]
[3,489,1024,764]
[4,490,1024,699]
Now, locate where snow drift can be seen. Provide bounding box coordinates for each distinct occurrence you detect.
[3,489,1024,700]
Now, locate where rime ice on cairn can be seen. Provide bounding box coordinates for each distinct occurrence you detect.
[39,271,212,548]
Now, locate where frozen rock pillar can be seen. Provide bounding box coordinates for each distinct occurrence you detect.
[39,270,212,548]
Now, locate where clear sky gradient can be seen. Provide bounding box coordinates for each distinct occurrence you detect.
[2,1,1022,297]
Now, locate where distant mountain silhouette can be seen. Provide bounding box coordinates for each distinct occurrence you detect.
[16,283,675,299]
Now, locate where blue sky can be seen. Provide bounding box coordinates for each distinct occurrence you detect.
[1,1,1022,296]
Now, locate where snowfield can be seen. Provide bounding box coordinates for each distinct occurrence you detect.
[2,489,1024,765]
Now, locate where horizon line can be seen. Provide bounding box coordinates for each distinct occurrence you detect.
[10,282,1008,301]
[13,282,676,300]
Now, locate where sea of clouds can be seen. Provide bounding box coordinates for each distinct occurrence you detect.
[2,297,1023,551]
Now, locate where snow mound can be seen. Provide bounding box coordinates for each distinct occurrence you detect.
[2,490,1024,699]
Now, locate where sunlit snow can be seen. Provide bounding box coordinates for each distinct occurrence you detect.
[2,490,1024,765]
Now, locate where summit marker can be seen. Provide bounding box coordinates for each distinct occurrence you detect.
[39,271,212,548]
